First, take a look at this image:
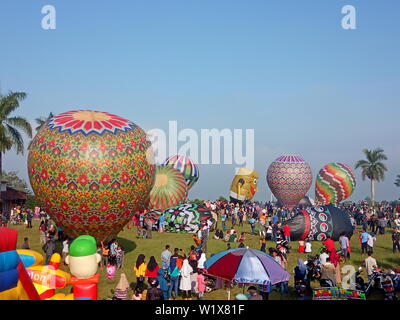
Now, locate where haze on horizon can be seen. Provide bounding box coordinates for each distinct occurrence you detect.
[1,0,399,202]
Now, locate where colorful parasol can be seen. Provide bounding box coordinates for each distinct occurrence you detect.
[204,248,290,286]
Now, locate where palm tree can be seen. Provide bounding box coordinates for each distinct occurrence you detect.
[395,175,400,187]
[35,112,54,131]
[355,148,388,206]
[0,91,33,179]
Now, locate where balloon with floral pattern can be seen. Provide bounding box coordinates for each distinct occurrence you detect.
[28,110,155,242]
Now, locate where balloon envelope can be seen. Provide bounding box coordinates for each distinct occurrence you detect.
[145,203,213,233]
[266,155,313,209]
[162,155,199,190]
[315,163,356,205]
[28,110,155,242]
[149,165,188,210]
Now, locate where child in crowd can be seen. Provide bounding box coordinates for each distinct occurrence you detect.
[298,240,305,253]
[305,238,312,253]
[132,288,143,300]
[197,269,205,300]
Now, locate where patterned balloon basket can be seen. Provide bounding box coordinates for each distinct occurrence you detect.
[28,110,156,242]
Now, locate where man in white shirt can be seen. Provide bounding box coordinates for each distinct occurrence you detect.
[367,233,376,254]
[364,252,378,281]
[319,249,330,265]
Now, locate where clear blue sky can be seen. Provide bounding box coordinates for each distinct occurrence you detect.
[1,0,399,201]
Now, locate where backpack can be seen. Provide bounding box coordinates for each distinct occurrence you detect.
[189,250,198,261]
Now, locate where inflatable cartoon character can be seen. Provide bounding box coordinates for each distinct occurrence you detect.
[229,167,259,204]
[65,235,101,300]
[0,227,40,300]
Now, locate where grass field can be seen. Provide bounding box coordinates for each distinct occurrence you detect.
[9,219,400,300]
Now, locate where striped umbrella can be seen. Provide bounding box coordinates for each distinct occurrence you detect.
[149,165,188,210]
[204,248,290,286]
[162,155,199,190]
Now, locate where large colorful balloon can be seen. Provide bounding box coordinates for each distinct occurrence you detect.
[145,203,214,233]
[315,163,356,205]
[267,154,313,209]
[149,165,188,210]
[162,155,199,190]
[283,205,354,241]
[229,167,259,204]
[28,110,155,242]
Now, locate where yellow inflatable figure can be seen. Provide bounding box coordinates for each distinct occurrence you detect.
[229,167,259,204]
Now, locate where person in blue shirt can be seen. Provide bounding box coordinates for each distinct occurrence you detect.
[220,212,227,232]
[159,214,165,233]
[361,231,369,254]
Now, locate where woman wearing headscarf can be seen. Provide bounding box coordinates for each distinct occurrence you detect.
[114,273,130,300]
[179,259,193,300]
[158,263,170,300]
[145,256,160,283]
[134,254,146,290]
[197,253,207,270]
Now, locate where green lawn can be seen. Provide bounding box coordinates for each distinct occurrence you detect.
[9,219,400,300]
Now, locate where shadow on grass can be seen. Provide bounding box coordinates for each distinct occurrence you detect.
[116,236,137,254]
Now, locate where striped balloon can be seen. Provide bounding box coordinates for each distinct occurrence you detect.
[162,155,199,190]
[315,163,356,204]
[149,165,188,210]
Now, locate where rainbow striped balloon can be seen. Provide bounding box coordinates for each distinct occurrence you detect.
[149,165,188,210]
[315,163,356,204]
[162,155,199,190]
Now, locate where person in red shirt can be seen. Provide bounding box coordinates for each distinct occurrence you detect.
[283,225,291,243]
[322,237,335,253]
[145,256,160,282]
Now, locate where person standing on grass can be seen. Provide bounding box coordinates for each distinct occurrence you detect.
[392,230,400,253]
[146,219,153,239]
[161,245,172,267]
[26,211,33,229]
[364,252,378,282]
[179,258,193,300]
[146,256,160,283]
[220,211,227,232]
[158,263,170,300]
[134,254,147,290]
[159,213,165,233]
[361,230,369,254]
[367,232,376,254]
[39,220,47,245]
[339,233,349,260]
[197,269,205,300]
[43,236,55,265]
[169,248,183,300]
[283,224,291,243]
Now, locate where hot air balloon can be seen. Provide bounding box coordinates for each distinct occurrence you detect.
[162,155,199,190]
[266,154,313,209]
[149,165,188,210]
[283,205,354,241]
[145,203,214,233]
[315,163,356,205]
[229,167,259,204]
[28,110,156,242]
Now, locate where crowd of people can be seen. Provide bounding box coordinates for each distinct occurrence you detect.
[2,199,400,300]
